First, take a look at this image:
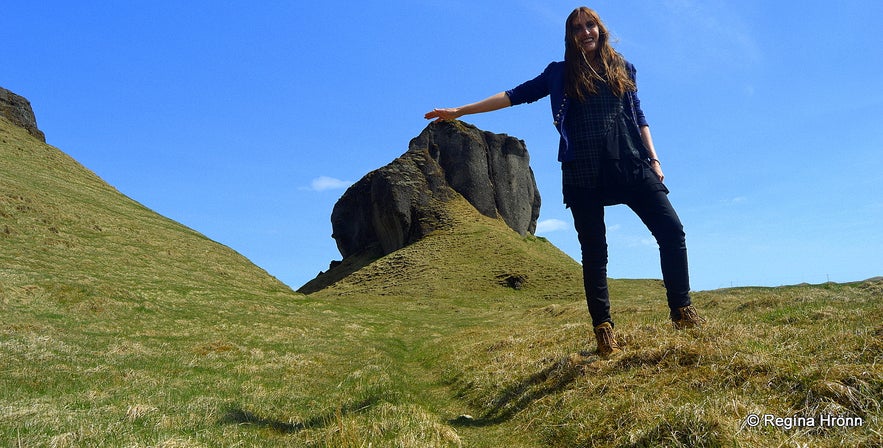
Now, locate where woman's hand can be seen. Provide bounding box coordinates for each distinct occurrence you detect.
[649,160,665,182]
[424,107,463,122]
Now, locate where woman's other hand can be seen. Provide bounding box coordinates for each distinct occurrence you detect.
[424,93,511,122]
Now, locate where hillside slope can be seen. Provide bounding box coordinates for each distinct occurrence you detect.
[304,195,583,301]
[0,115,582,447]
[0,117,290,299]
[301,191,882,447]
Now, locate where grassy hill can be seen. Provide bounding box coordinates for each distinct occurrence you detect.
[1,116,881,447]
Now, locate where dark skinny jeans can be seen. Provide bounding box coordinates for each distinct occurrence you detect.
[565,180,691,327]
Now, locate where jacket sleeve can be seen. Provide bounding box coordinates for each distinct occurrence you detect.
[505,62,556,106]
[627,62,649,127]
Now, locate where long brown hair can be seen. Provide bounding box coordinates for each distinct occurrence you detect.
[564,7,635,101]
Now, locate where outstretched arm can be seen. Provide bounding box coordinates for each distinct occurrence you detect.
[424,92,512,122]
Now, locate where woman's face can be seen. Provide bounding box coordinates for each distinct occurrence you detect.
[570,12,600,57]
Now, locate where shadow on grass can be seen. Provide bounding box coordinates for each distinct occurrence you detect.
[297,245,382,294]
[219,396,380,434]
[451,352,596,427]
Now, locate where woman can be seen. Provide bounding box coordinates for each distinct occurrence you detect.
[425,6,704,358]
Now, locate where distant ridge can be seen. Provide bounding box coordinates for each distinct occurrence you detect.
[0,87,45,142]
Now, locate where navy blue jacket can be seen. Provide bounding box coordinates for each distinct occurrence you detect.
[505,60,648,162]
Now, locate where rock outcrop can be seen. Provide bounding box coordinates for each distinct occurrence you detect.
[330,120,541,260]
[0,87,45,142]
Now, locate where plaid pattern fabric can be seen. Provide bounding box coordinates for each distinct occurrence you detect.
[561,82,624,189]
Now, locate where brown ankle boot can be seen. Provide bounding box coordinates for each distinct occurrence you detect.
[593,322,622,358]
[672,305,705,329]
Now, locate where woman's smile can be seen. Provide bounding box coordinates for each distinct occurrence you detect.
[580,35,597,52]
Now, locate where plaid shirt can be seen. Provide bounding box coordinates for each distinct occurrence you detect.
[505,60,648,163]
[561,82,623,189]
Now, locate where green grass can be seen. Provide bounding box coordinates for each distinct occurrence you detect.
[1,117,881,447]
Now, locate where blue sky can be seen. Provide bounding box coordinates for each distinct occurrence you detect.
[4,1,881,291]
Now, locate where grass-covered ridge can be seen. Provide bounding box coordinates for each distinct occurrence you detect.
[2,116,881,447]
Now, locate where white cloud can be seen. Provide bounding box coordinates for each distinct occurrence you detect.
[721,196,748,205]
[304,176,352,192]
[623,236,658,248]
[535,218,570,234]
